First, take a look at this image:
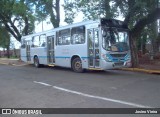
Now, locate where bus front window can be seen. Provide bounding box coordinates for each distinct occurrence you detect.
[102,28,129,52]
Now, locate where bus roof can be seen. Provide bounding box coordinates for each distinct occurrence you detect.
[21,19,100,40]
[21,18,127,40]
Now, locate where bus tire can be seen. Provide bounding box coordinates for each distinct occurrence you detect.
[72,57,84,73]
[34,56,40,68]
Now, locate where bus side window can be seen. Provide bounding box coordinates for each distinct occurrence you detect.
[58,29,70,45]
[40,34,46,47]
[32,36,40,47]
[71,26,85,44]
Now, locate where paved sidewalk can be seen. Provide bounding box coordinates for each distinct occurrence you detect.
[120,67,160,74]
[119,62,160,74]
[0,58,27,66]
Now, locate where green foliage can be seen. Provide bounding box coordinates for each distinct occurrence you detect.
[64,0,160,67]
[28,0,60,28]
[0,0,36,42]
[64,0,159,31]
[63,0,78,24]
[64,0,117,24]
[112,0,160,66]
[0,26,10,49]
[112,0,158,27]
[99,0,159,53]
[28,0,48,22]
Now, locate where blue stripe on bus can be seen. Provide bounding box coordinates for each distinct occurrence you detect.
[81,57,89,59]
[55,56,71,58]
[21,56,128,62]
[21,56,87,59]
[21,56,99,59]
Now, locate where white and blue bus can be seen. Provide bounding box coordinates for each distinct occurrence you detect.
[21,18,131,72]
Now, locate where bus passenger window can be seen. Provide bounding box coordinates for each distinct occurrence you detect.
[40,34,46,47]
[71,26,85,44]
[94,30,99,47]
[58,29,70,45]
[32,36,40,47]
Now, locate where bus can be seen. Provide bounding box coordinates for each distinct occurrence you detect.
[20,18,131,72]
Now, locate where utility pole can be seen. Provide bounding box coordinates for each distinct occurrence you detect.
[42,20,44,32]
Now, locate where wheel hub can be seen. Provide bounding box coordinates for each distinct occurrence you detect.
[75,61,81,70]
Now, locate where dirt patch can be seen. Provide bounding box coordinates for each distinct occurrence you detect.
[0,59,26,65]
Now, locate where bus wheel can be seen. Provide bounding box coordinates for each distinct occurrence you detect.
[72,57,84,73]
[34,56,40,68]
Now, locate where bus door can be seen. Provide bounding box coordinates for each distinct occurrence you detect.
[88,28,100,68]
[26,41,31,61]
[47,36,55,64]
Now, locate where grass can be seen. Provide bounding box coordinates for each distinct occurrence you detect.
[0,56,19,59]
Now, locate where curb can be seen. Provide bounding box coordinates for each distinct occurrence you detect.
[0,62,9,65]
[0,62,27,67]
[11,64,28,66]
[120,68,160,74]
[0,60,159,74]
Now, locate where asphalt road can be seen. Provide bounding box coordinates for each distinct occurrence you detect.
[0,64,160,117]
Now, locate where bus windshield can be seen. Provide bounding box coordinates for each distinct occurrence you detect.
[102,28,129,52]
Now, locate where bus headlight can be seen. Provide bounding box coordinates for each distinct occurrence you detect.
[102,54,112,62]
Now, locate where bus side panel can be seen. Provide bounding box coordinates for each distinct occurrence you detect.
[55,45,72,68]
[21,48,27,62]
[30,47,47,65]
[55,44,88,69]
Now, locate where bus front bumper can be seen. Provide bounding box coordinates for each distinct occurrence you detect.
[101,60,132,70]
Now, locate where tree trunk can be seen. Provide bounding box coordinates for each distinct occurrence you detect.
[142,43,146,54]
[141,35,147,54]
[104,0,112,18]
[46,0,60,28]
[55,0,60,28]
[7,46,10,58]
[14,48,17,58]
[130,34,139,67]
[151,22,159,54]
[24,16,29,35]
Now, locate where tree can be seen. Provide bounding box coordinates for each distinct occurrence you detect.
[114,0,160,67]
[0,26,10,58]
[29,0,60,28]
[64,0,160,67]
[0,0,36,42]
[63,0,117,24]
[137,29,148,54]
